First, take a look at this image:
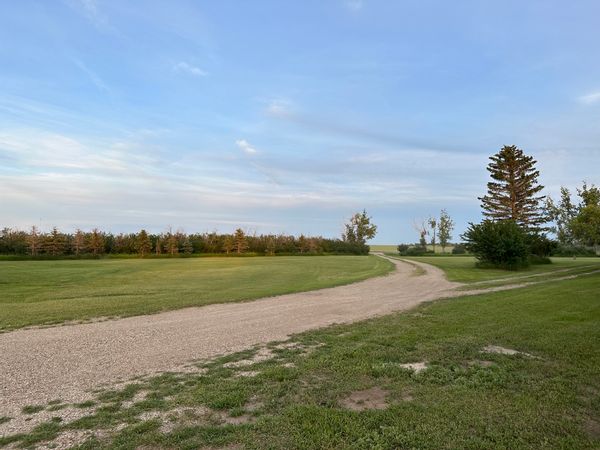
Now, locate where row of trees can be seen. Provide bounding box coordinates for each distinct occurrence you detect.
[0,212,378,258]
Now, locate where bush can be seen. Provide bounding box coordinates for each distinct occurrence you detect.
[527,234,557,258]
[397,244,432,256]
[462,220,530,270]
[397,244,410,254]
[451,244,467,255]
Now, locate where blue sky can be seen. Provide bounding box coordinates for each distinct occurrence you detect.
[1,0,599,243]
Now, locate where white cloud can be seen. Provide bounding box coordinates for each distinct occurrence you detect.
[173,62,208,77]
[236,139,258,155]
[578,91,600,104]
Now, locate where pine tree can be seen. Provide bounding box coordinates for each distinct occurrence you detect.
[223,235,235,254]
[164,231,179,255]
[136,229,152,257]
[45,226,65,256]
[73,229,86,255]
[234,228,248,254]
[181,237,193,255]
[479,145,546,229]
[88,228,105,256]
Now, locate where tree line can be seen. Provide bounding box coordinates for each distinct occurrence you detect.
[0,211,378,258]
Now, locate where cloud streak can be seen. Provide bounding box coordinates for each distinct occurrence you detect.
[173,62,208,77]
[578,91,600,104]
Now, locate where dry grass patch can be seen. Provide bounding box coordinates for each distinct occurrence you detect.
[339,387,389,411]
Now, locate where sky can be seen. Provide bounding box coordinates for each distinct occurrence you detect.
[1,0,599,243]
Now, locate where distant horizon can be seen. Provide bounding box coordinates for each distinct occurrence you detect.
[2,1,599,243]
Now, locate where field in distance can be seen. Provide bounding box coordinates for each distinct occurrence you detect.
[370,244,455,253]
[0,255,393,332]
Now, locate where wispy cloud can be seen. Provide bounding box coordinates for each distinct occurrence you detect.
[236,139,258,155]
[578,91,600,104]
[265,98,294,117]
[344,0,363,12]
[65,0,111,30]
[173,62,208,77]
[72,59,113,96]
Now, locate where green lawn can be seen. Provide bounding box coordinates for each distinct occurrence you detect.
[0,256,393,332]
[6,271,599,449]
[390,255,600,283]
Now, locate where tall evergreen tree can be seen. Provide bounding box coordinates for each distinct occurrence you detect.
[223,235,235,254]
[88,228,105,256]
[45,226,65,256]
[136,229,152,257]
[479,145,546,229]
[234,228,248,254]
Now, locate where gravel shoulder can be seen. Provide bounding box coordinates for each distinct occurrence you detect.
[0,256,459,429]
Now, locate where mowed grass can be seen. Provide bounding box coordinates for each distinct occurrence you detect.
[6,273,599,449]
[392,255,600,283]
[0,256,393,332]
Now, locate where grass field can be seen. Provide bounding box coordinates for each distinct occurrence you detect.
[5,270,599,449]
[389,255,600,283]
[0,256,393,332]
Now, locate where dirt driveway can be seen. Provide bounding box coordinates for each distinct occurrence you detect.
[0,256,459,427]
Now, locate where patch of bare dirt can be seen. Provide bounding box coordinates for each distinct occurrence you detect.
[399,362,428,373]
[482,345,536,358]
[0,406,88,436]
[339,387,389,411]
[235,371,260,378]
[36,430,97,450]
[224,347,275,368]
[585,418,600,440]
[140,406,212,433]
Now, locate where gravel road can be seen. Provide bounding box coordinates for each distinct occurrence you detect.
[0,256,460,428]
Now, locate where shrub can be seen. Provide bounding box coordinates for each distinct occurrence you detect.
[397,244,410,254]
[451,244,467,255]
[396,244,434,257]
[527,234,557,258]
[462,220,530,270]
